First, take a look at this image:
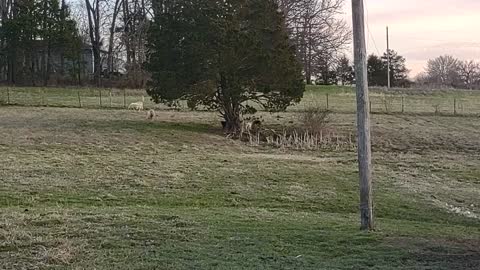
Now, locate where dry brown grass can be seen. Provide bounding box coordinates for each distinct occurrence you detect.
[298,106,331,134]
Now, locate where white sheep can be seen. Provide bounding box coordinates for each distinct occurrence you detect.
[128,96,145,111]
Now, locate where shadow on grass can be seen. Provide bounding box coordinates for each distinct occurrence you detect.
[384,237,480,270]
[74,118,219,136]
[2,206,477,269]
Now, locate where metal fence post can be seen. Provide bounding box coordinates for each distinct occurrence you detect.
[326,93,329,110]
[401,96,405,113]
[123,89,126,108]
[454,98,457,115]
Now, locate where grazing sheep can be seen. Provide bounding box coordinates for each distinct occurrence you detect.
[128,96,145,111]
[128,102,143,111]
[146,109,156,120]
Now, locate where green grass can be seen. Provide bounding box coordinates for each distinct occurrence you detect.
[298,85,480,114]
[2,85,480,115]
[0,87,163,110]
[0,105,479,269]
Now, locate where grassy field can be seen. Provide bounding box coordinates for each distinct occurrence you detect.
[2,85,480,115]
[300,85,480,115]
[0,102,479,269]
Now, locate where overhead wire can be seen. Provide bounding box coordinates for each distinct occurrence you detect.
[364,0,381,55]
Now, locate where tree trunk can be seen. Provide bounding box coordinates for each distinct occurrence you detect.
[8,51,15,84]
[306,22,313,85]
[29,51,35,86]
[42,0,48,86]
[223,109,241,134]
[44,43,51,86]
[60,52,65,77]
[77,59,82,85]
[218,74,242,134]
[0,0,8,82]
[307,66,313,84]
[94,0,101,86]
[93,47,101,85]
[85,0,102,86]
[7,0,16,84]
[123,0,131,71]
[107,0,122,75]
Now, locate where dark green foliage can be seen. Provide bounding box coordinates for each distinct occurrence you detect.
[368,50,410,87]
[367,54,386,86]
[336,56,354,85]
[315,70,338,85]
[315,56,338,86]
[146,0,305,132]
[382,49,411,87]
[0,0,82,85]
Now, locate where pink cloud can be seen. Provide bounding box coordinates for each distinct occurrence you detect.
[343,0,480,76]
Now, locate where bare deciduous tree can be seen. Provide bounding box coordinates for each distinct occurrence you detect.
[0,0,15,83]
[277,0,351,84]
[121,0,151,88]
[85,0,102,85]
[458,60,480,90]
[107,0,123,75]
[426,55,461,88]
[71,0,152,87]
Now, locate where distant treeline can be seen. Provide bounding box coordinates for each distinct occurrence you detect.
[416,56,480,90]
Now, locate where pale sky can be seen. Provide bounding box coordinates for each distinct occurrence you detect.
[343,0,480,77]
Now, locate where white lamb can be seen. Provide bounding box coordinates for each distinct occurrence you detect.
[128,96,145,111]
[146,109,156,120]
[240,119,262,139]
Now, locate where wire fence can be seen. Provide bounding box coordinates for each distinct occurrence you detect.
[1,87,480,116]
[293,92,480,115]
[0,87,162,110]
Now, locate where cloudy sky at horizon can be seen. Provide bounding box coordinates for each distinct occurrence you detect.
[342,0,480,77]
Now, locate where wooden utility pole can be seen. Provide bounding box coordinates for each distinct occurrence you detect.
[386,26,391,89]
[352,0,374,231]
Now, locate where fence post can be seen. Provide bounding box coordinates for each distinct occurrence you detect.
[42,89,46,106]
[109,90,112,107]
[99,89,102,107]
[454,98,457,115]
[401,97,405,113]
[326,93,329,110]
[123,89,126,108]
[77,90,82,108]
[369,101,372,114]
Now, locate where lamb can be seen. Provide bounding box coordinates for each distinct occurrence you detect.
[146,109,156,120]
[240,118,262,139]
[128,96,145,111]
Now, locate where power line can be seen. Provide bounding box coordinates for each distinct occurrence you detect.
[364,0,381,55]
[387,26,391,89]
